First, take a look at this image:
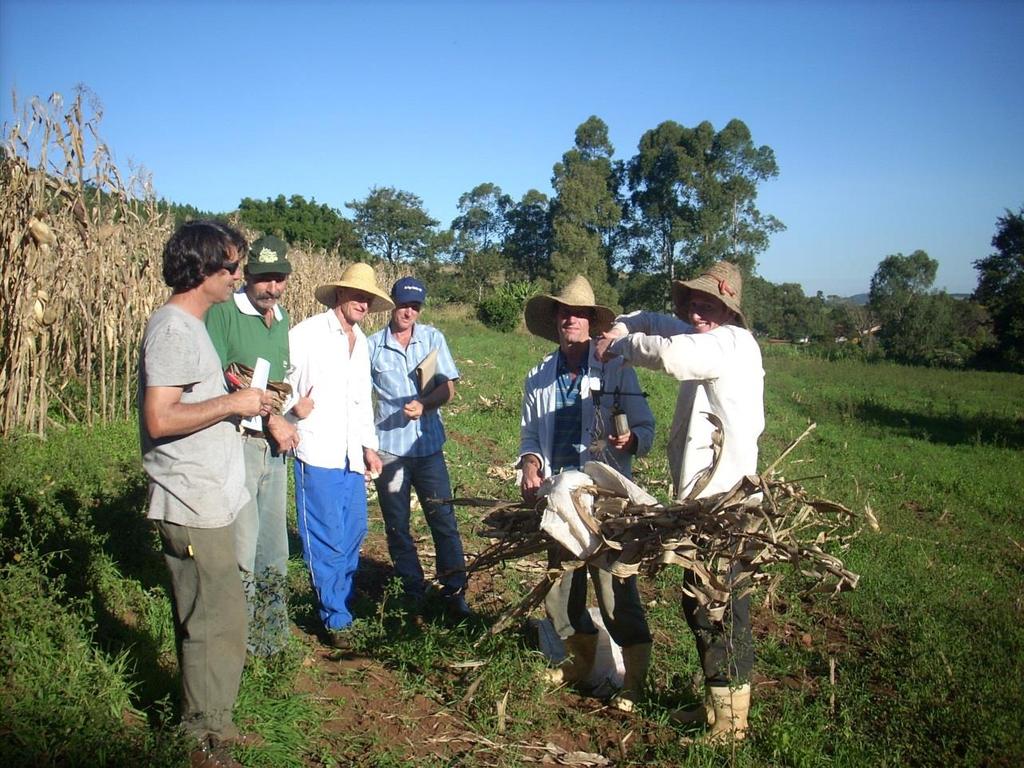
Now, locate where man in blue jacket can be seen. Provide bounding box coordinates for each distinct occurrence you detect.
[519,274,655,712]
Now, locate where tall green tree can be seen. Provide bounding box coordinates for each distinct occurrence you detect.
[450,182,512,253]
[627,119,783,289]
[868,250,938,326]
[868,250,969,364]
[549,116,621,306]
[445,182,514,302]
[345,186,438,264]
[973,205,1024,370]
[626,121,687,287]
[504,189,552,281]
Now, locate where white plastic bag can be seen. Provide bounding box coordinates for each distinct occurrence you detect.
[539,469,601,558]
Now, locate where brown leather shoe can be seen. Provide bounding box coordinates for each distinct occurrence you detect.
[190,740,243,768]
[326,628,355,651]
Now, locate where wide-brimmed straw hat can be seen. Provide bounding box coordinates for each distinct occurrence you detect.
[314,262,394,313]
[671,261,748,328]
[524,274,616,343]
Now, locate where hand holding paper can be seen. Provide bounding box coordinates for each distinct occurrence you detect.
[241,357,271,431]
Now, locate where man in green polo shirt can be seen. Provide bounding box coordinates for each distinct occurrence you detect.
[206,234,303,656]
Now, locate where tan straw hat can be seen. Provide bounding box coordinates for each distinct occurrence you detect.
[524,274,616,343]
[314,262,395,313]
[672,260,748,329]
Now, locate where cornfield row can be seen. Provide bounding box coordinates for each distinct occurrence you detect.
[0,88,400,438]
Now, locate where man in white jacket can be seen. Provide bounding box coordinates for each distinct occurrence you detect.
[596,260,763,741]
[519,275,655,712]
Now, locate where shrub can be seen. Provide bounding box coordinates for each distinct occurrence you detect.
[477,294,520,332]
[476,281,535,333]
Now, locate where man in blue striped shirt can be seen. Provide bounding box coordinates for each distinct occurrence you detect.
[368,277,471,623]
[519,274,655,713]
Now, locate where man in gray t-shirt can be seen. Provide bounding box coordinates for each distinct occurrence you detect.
[139,221,271,767]
[141,304,249,526]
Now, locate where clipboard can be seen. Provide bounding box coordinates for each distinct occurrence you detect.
[415,349,439,395]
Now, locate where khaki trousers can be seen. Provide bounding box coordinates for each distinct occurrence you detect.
[157,520,247,742]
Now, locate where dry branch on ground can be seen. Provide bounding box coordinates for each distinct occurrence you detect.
[460,424,868,633]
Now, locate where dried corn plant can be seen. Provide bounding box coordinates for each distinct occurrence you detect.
[1,88,169,436]
[1,88,401,437]
[459,424,870,634]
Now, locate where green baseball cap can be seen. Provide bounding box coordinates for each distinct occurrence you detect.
[247,235,292,275]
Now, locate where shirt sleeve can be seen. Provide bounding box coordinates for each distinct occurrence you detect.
[359,356,379,451]
[433,329,459,381]
[518,366,547,474]
[284,324,310,421]
[614,326,739,382]
[144,316,202,388]
[614,310,692,337]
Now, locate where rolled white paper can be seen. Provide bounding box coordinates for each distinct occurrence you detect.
[240,356,271,431]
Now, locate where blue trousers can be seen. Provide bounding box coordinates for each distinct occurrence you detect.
[294,460,367,630]
[373,450,467,601]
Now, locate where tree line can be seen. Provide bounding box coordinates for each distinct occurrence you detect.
[171,115,1020,373]
[228,115,782,308]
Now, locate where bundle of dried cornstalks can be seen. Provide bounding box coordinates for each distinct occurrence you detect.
[459,424,872,634]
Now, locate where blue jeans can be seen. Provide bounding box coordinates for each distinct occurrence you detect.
[373,450,467,601]
[294,460,368,630]
[236,435,290,655]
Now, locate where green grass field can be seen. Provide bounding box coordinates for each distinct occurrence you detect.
[2,307,1022,766]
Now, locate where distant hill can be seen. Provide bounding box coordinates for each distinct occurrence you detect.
[821,293,868,306]
[830,292,970,306]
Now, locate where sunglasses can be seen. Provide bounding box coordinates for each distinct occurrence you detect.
[219,258,241,275]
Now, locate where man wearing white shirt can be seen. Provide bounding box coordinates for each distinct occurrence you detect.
[287,263,394,647]
[595,260,763,742]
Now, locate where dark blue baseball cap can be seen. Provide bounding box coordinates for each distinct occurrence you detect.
[391,276,427,305]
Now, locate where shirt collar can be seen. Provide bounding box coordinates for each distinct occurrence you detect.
[556,342,590,376]
[233,288,283,322]
[325,307,343,332]
[325,307,364,339]
[384,322,420,350]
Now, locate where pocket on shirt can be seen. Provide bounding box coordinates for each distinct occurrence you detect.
[372,362,403,378]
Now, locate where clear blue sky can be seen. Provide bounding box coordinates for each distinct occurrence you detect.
[2,0,1021,297]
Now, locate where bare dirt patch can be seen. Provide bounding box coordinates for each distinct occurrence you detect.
[288,526,687,765]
